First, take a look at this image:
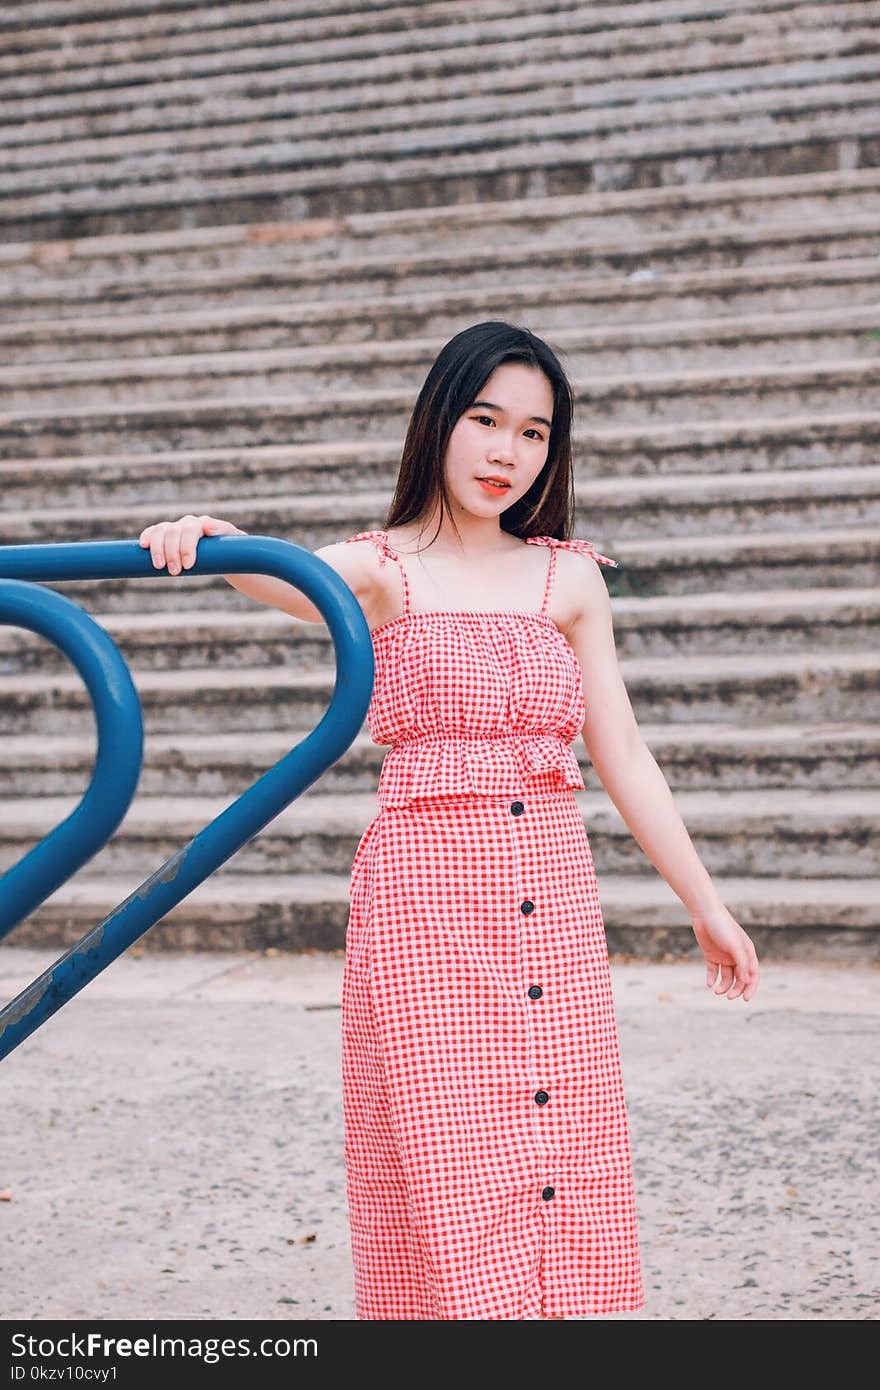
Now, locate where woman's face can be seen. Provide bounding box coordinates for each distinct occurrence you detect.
[443,361,555,517]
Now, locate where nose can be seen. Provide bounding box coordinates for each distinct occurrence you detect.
[488,434,514,465]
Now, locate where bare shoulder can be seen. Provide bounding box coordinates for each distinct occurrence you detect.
[551,544,614,639]
[552,545,637,755]
[313,539,387,623]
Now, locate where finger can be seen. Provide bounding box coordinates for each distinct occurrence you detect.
[727,972,746,1000]
[179,519,207,569]
[144,522,169,568]
[714,964,734,994]
[728,953,751,999]
[202,516,237,537]
[729,953,760,1000]
[165,528,184,574]
[738,960,760,1002]
[705,962,718,989]
[735,939,761,1002]
[166,516,199,575]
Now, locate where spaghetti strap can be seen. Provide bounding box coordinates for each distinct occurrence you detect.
[539,545,557,618]
[526,533,619,619]
[343,528,413,616]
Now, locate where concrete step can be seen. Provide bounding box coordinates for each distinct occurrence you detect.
[0,649,876,737]
[9,59,880,215]
[2,586,876,676]
[1,720,874,799]
[4,1,872,114]
[4,0,867,76]
[0,0,873,973]
[4,304,879,408]
[11,524,877,616]
[1,414,874,510]
[11,0,846,44]
[1,0,602,58]
[1,0,639,67]
[6,259,880,366]
[5,209,878,321]
[612,524,880,595]
[2,106,876,240]
[1,786,876,880]
[2,363,877,457]
[5,167,878,288]
[8,65,880,203]
[7,868,880,961]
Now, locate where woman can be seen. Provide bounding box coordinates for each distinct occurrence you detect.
[140,320,760,1320]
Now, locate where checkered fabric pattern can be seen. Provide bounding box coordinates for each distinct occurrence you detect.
[340,530,644,1320]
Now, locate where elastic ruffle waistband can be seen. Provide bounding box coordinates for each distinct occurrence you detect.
[375,732,585,806]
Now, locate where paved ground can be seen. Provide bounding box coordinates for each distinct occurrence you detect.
[1,947,877,1321]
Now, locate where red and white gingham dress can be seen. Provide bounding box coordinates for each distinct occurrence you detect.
[340,528,644,1320]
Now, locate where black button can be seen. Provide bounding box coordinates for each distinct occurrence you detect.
[534,1090,549,1106]
[528,985,543,1000]
[520,900,534,915]
[510,800,524,816]
[541,1186,555,1201]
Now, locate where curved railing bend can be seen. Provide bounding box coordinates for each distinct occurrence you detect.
[0,581,144,940]
[0,536,374,1061]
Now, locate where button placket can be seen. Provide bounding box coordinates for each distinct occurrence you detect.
[512,795,554,1206]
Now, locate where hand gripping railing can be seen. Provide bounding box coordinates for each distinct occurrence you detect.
[0,536,374,1062]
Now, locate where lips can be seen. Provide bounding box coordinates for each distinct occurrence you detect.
[477,476,511,490]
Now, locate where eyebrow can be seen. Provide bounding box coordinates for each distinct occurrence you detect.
[471,399,553,429]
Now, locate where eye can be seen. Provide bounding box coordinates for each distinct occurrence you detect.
[472,415,544,440]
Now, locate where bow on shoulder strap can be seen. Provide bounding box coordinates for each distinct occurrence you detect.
[525,535,620,569]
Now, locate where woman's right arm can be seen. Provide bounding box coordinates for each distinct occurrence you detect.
[138,514,377,625]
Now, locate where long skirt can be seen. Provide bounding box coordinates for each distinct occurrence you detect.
[341,781,645,1320]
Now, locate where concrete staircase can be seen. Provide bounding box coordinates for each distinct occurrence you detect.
[0,0,877,960]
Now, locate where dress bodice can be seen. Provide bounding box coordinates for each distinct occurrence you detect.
[342,529,619,806]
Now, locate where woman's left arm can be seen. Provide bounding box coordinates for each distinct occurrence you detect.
[565,556,760,1002]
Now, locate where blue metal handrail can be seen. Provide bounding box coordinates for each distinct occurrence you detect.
[0,581,143,940]
[0,536,374,1061]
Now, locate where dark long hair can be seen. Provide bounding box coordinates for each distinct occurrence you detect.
[383,321,576,546]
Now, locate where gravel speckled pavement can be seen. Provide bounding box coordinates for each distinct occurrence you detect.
[1,947,877,1322]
